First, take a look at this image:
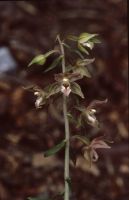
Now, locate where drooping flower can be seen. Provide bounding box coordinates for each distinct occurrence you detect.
[76,99,108,128]
[34,91,45,108]
[34,88,46,108]
[23,85,46,109]
[83,137,111,162]
[86,99,107,127]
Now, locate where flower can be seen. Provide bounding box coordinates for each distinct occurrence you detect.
[60,77,71,96]
[85,108,100,128]
[86,99,107,127]
[76,99,107,128]
[83,137,111,162]
[55,72,82,97]
[33,89,46,108]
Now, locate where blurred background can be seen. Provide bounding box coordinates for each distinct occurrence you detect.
[0,1,128,200]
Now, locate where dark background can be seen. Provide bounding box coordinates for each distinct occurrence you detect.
[0,1,128,200]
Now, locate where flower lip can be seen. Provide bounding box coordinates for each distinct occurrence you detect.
[61,85,71,96]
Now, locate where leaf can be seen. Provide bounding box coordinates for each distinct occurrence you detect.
[74,66,91,78]
[28,55,46,66]
[72,135,90,146]
[44,55,63,72]
[71,82,84,98]
[73,49,85,59]
[62,42,71,49]
[22,84,36,91]
[79,33,98,44]
[67,35,78,41]
[66,65,74,72]
[44,50,58,58]
[91,37,101,43]
[77,58,95,67]
[63,42,84,59]
[75,106,85,112]
[78,43,89,55]
[44,139,66,157]
[45,82,60,98]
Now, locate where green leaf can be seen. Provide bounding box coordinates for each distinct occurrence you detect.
[71,82,84,98]
[79,33,98,44]
[91,37,101,43]
[44,50,58,58]
[77,58,95,67]
[67,35,78,41]
[66,65,74,72]
[75,106,85,112]
[44,55,63,72]
[63,42,84,59]
[28,55,46,67]
[76,114,84,128]
[44,139,66,157]
[78,43,89,55]
[62,42,71,49]
[72,135,90,146]
[45,83,60,98]
[74,66,91,78]
[73,49,85,59]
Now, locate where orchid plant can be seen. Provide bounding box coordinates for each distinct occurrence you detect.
[26,33,111,200]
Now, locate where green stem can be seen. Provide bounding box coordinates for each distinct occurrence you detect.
[57,35,70,200]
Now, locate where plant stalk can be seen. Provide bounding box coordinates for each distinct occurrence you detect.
[57,35,70,200]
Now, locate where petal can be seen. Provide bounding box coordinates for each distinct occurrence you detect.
[61,86,71,96]
[35,97,43,108]
[91,149,99,162]
[61,85,66,93]
[87,99,108,110]
[91,140,111,149]
[66,87,71,96]
[87,114,96,123]
[86,113,99,128]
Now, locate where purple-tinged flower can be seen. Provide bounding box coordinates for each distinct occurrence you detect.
[55,72,82,97]
[76,99,107,128]
[86,99,107,127]
[83,137,111,162]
